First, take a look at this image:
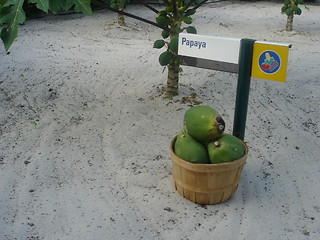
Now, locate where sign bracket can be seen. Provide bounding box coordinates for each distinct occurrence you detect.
[180,56,239,73]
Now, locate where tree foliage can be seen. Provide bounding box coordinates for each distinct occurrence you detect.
[281,0,308,31]
[0,0,92,51]
[153,1,198,67]
[151,0,208,96]
[281,0,304,16]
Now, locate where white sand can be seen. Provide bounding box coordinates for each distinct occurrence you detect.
[0,1,319,239]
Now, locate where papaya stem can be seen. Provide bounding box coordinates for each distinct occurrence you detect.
[286,14,294,31]
[166,58,180,97]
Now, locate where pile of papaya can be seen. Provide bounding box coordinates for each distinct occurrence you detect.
[174,105,245,164]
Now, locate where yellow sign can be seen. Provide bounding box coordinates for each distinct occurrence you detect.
[251,42,290,82]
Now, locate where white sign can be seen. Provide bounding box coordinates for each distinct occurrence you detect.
[178,33,241,64]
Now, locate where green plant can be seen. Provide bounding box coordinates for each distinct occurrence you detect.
[31,119,40,125]
[1,0,208,96]
[0,0,92,51]
[281,0,308,31]
[115,0,130,26]
[102,0,130,26]
[153,0,199,97]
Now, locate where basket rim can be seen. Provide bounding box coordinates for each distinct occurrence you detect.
[170,134,248,172]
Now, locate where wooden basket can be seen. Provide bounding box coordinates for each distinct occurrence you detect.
[170,136,248,205]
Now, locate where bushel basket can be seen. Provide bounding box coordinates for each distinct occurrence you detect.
[170,136,248,205]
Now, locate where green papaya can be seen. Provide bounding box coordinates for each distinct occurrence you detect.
[183,105,225,143]
[207,134,245,164]
[174,128,210,164]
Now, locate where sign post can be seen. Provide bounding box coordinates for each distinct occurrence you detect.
[233,39,255,140]
[178,33,290,140]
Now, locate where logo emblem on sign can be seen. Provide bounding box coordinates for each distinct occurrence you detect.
[258,50,281,74]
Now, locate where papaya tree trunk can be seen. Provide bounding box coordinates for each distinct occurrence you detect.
[117,0,125,26]
[286,14,294,31]
[166,57,180,97]
[118,12,125,26]
[166,4,182,97]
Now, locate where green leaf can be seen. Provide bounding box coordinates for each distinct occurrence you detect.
[0,0,25,25]
[168,37,178,53]
[156,16,170,26]
[184,9,196,16]
[0,0,92,51]
[162,30,170,39]
[297,0,304,4]
[29,0,49,13]
[110,3,117,9]
[285,8,293,15]
[284,0,290,5]
[281,6,288,13]
[164,6,173,12]
[186,26,197,34]
[153,39,165,49]
[182,16,192,24]
[73,0,92,15]
[159,51,174,66]
[292,5,302,15]
[118,0,127,6]
[296,8,302,15]
[0,0,12,8]
[0,0,26,51]
[158,10,168,16]
[1,25,17,51]
[48,1,70,13]
[49,0,92,15]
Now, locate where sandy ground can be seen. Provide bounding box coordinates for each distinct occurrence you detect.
[0,1,320,239]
